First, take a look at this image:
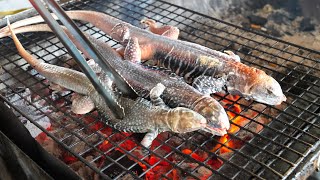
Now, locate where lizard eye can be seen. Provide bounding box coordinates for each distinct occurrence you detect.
[267,89,273,95]
[247,85,255,93]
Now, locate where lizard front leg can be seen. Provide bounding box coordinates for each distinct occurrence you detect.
[111,23,154,61]
[111,23,141,62]
[141,19,179,40]
[123,37,141,63]
[141,130,159,148]
[149,83,166,107]
[48,73,95,115]
[224,50,241,62]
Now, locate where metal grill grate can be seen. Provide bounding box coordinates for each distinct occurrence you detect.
[0,0,319,179]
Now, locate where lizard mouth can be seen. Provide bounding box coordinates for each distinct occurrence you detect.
[203,126,228,136]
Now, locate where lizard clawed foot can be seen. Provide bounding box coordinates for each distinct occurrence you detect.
[110,23,130,43]
[141,131,158,148]
[140,19,157,27]
[141,18,179,39]
[224,50,241,62]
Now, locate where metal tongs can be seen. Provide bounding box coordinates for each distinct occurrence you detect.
[29,0,137,119]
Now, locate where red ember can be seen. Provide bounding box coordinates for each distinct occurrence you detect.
[213,95,249,153]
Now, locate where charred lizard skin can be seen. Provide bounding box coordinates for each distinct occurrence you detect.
[0,10,286,105]
[0,23,230,135]
[6,21,209,148]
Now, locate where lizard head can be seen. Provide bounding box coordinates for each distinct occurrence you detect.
[192,97,230,136]
[244,75,286,105]
[166,107,207,133]
[227,68,286,106]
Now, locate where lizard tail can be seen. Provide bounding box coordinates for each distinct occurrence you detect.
[1,23,96,62]
[0,10,121,37]
[7,18,42,70]
[1,22,52,38]
[5,20,97,96]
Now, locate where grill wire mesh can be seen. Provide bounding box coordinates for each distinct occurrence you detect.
[0,0,319,179]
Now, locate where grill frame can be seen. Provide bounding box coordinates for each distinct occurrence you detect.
[0,0,319,179]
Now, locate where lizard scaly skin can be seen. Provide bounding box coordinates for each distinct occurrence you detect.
[1,23,230,135]
[0,10,286,105]
[6,20,208,148]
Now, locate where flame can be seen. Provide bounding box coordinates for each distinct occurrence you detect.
[41,89,268,179]
[212,95,253,154]
[172,169,179,180]
[145,165,173,180]
[98,140,110,152]
[207,158,223,170]
[83,115,114,137]
[151,140,172,153]
[182,149,205,162]
[144,154,174,179]
[119,139,136,151]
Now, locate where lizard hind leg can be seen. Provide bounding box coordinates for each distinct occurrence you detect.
[149,83,166,107]
[49,82,65,93]
[141,19,180,40]
[111,24,142,63]
[124,37,141,63]
[141,131,159,148]
[71,93,95,114]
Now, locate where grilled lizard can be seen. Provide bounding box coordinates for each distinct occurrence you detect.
[0,10,286,105]
[112,22,287,106]
[1,23,230,135]
[6,20,209,148]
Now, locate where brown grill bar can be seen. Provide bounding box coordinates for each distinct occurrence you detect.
[0,0,319,179]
